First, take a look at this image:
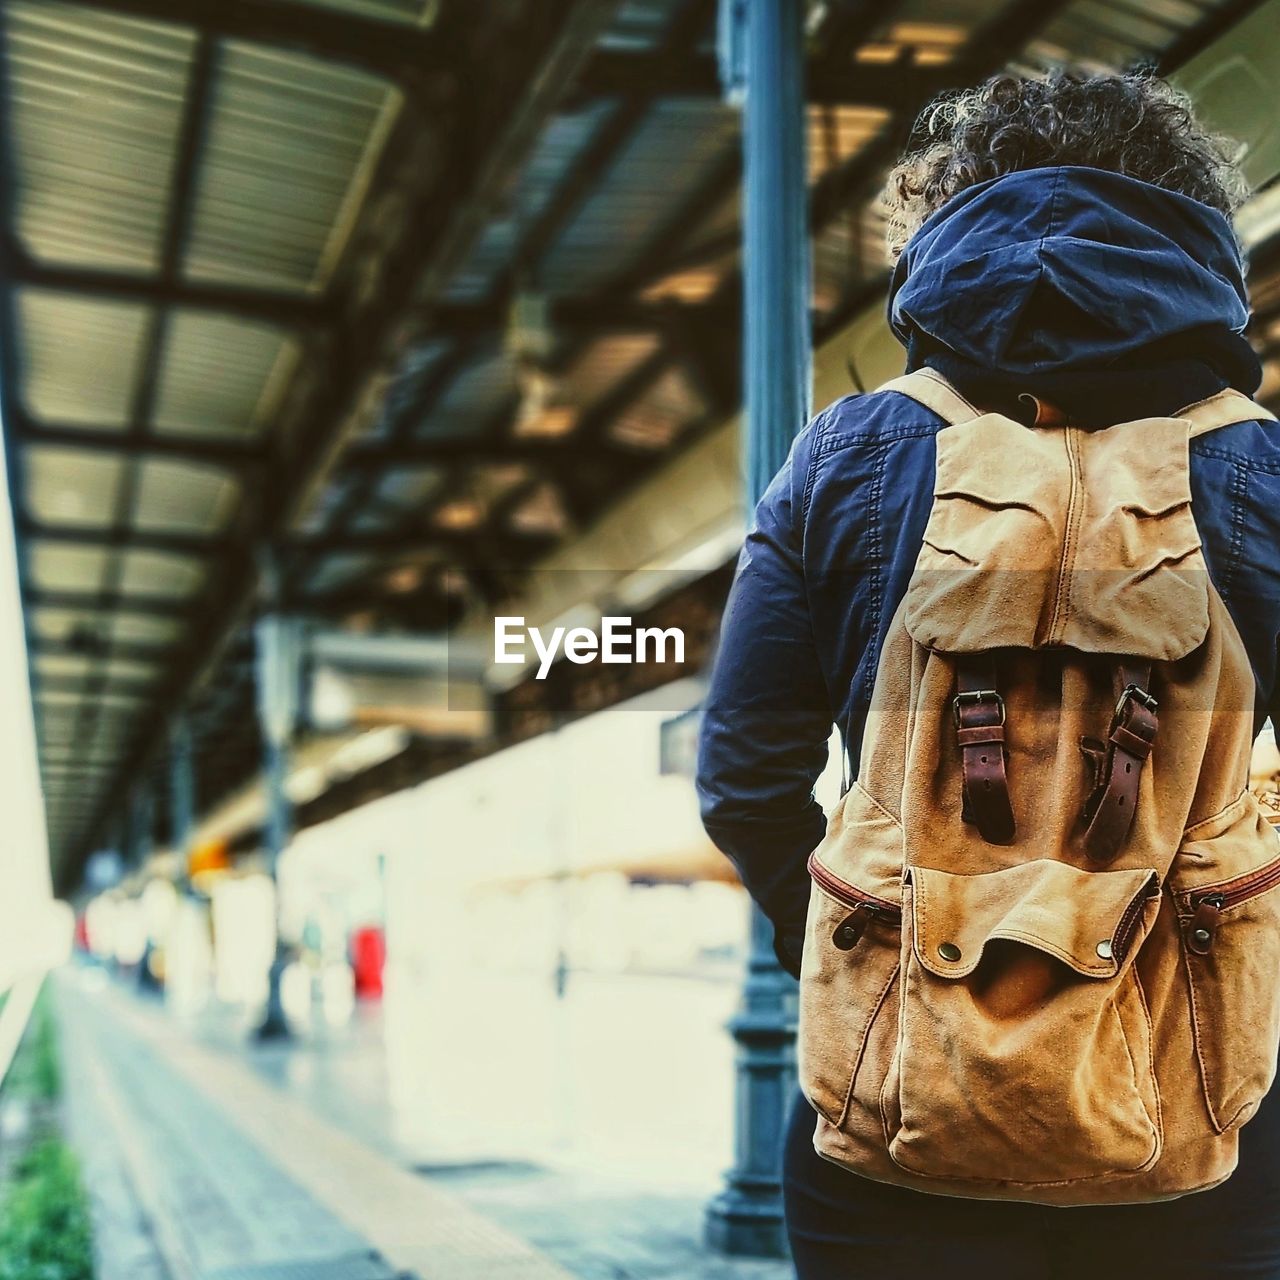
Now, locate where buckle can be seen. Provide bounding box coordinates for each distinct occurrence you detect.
[1114,683,1158,722]
[952,689,1005,728]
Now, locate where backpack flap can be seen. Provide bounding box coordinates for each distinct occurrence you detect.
[909,858,1159,981]
[904,413,1210,661]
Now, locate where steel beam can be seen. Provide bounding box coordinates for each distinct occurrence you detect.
[21,519,225,560]
[14,416,263,472]
[33,636,174,665]
[343,433,648,470]
[576,46,991,107]
[23,588,188,621]
[426,293,737,337]
[10,256,330,330]
[290,525,557,558]
[36,672,154,698]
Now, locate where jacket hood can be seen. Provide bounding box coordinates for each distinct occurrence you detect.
[888,166,1251,378]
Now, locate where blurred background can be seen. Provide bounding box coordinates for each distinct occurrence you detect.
[2,1,1280,1278]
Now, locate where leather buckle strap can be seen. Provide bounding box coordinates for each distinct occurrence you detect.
[1082,662,1158,863]
[953,659,1015,845]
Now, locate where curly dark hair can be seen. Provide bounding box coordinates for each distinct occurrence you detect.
[882,68,1248,260]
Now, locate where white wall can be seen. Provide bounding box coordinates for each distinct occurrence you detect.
[0,430,60,991]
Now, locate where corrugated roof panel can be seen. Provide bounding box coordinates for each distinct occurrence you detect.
[371,466,444,511]
[35,698,80,718]
[559,334,662,407]
[6,2,193,270]
[92,711,140,745]
[152,311,301,437]
[33,652,96,680]
[446,101,616,302]
[25,449,126,527]
[97,655,163,681]
[183,42,401,292]
[28,542,112,593]
[814,199,893,314]
[16,291,150,427]
[420,351,519,437]
[1027,0,1228,68]
[607,365,704,449]
[807,106,891,183]
[29,606,108,642]
[133,459,241,533]
[309,552,379,592]
[108,612,183,645]
[638,249,737,304]
[855,3,978,65]
[116,548,207,597]
[599,0,685,51]
[542,100,740,292]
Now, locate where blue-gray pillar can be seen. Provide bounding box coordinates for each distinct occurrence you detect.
[169,715,195,878]
[127,783,155,869]
[706,0,810,1258]
[129,781,162,989]
[254,604,300,1040]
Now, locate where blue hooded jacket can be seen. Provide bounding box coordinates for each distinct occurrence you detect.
[695,166,1280,974]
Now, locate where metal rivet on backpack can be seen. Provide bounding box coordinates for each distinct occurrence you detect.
[1191,927,1212,949]
[1096,940,1114,960]
[938,942,962,962]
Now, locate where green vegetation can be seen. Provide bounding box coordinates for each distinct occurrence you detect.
[0,1140,93,1280]
[0,990,93,1280]
[4,996,59,1102]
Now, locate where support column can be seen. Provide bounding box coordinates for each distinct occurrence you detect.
[253,594,301,1041]
[126,783,155,869]
[128,781,161,990]
[169,715,195,878]
[706,0,810,1258]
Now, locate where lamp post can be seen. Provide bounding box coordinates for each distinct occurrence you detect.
[706,0,811,1258]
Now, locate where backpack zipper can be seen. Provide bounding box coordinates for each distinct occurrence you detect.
[1186,853,1280,955]
[1111,875,1158,963]
[809,853,1157,963]
[807,853,902,949]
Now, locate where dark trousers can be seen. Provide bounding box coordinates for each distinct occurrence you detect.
[784,1086,1280,1279]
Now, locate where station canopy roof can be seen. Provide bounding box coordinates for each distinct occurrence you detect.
[4,0,1278,891]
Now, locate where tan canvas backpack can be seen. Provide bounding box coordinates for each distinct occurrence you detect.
[799,369,1280,1205]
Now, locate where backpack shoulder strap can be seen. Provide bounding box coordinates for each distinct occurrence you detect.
[882,374,1275,438]
[878,368,982,427]
[1179,388,1276,438]
[881,370,1013,842]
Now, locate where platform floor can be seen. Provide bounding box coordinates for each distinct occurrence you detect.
[54,969,793,1280]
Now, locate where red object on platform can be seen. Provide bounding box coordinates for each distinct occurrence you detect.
[351,926,385,999]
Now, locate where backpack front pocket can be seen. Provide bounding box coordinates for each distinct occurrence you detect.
[799,785,905,1129]
[887,859,1162,1186]
[1172,795,1280,1133]
[800,857,901,1127]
